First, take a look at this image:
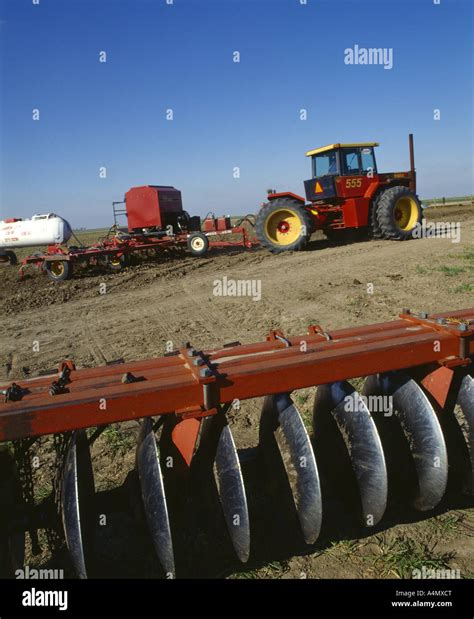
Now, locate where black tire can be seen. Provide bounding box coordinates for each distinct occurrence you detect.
[256,198,313,254]
[44,260,73,282]
[188,232,209,257]
[107,254,128,271]
[368,192,384,239]
[376,186,422,240]
[5,251,17,266]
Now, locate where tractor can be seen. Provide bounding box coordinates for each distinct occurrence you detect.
[256,134,423,253]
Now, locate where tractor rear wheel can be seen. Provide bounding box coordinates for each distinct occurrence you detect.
[256,198,313,253]
[376,186,422,240]
[368,192,384,239]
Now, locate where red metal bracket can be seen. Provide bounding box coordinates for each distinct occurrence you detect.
[307,324,333,341]
[179,345,218,410]
[400,310,473,366]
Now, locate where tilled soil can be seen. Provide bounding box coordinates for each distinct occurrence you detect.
[1,204,473,578]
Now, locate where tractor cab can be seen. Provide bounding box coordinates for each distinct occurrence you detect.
[304,142,379,202]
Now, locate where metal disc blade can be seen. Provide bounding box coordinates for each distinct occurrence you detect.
[213,422,250,563]
[261,393,322,544]
[61,430,95,579]
[364,372,448,511]
[456,373,474,494]
[136,417,175,578]
[314,381,387,526]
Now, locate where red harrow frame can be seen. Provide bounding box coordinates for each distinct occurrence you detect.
[18,224,257,282]
[0,308,473,577]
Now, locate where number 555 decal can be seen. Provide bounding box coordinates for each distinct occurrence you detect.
[345,178,362,189]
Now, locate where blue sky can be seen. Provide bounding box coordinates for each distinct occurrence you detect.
[0,0,472,227]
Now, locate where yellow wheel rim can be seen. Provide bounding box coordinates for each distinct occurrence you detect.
[394,197,419,231]
[109,257,121,267]
[264,209,302,245]
[50,262,65,276]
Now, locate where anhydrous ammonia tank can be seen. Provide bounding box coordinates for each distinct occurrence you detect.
[0,214,73,248]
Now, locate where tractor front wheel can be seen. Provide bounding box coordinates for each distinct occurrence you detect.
[376,186,422,240]
[256,199,313,253]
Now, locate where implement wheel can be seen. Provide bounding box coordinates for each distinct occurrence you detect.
[5,251,17,265]
[256,198,313,253]
[107,254,128,272]
[44,260,72,282]
[376,186,422,240]
[188,232,209,257]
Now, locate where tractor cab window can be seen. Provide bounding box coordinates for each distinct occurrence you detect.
[312,151,338,178]
[342,149,362,175]
[361,147,377,175]
[341,147,377,176]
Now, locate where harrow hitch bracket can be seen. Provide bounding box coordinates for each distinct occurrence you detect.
[267,329,292,347]
[179,345,219,410]
[307,324,333,341]
[1,382,24,403]
[58,360,76,373]
[400,311,473,367]
[49,362,74,396]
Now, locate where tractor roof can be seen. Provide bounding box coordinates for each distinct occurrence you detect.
[305,142,379,157]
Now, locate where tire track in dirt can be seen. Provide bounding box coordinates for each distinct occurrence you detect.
[80,306,122,365]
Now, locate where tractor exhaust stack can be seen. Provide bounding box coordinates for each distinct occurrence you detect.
[409,132,416,192]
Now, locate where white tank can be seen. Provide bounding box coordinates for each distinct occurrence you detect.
[0,214,73,248]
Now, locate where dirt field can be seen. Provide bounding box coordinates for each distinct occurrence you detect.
[1,204,473,579]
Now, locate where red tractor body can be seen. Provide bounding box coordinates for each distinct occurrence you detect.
[257,135,422,252]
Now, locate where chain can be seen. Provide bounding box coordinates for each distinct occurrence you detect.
[13,438,40,554]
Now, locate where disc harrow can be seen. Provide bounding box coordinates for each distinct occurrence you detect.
[0,308,473,578]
